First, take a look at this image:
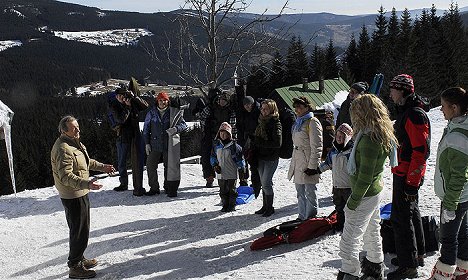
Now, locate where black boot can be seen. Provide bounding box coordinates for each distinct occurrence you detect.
[360,257,384,279]
[255,192,266,214]
[262,194,275,217]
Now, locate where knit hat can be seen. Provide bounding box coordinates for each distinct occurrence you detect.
[336,123,353,146]
[350,82,368,94]
[243,96,255,106]
[216,122,232,139]
[292,96,312,108]
[389,74,414,95]
[156,92,170,101]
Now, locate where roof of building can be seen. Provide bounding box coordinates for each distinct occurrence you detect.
[273,77,350,110]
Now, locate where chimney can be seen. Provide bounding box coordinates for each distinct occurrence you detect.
[319,77,324,93]
[302,78,308,91]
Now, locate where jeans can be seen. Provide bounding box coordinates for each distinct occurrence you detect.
[61,195,90,267]
[117,135,145,191]
[339,192,383,277]
[439,201,468,265]
[295,183,318,220]
[257,159,279,195]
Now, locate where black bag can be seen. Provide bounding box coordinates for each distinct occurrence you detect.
[380,219,396,253]
[422,215,439,253]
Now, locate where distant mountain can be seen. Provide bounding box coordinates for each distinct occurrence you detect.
[0,0,467,97]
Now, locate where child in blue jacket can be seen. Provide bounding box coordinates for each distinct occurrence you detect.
[211,122,246,212]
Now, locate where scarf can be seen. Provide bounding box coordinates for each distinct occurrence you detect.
[292,112,313,132]
[255,114,274,140]
[347,129,398,175]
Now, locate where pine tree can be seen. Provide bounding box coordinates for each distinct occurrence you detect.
[268,51,286,92]
[343,34,359,84]
[380,7,400,101]
[324,39,339,79]
[399,8,413,70]
[356,25,372,82]
[309,44,324,81]
[285,36,309,86]
[441,2,468,87]
[370,6,388,75]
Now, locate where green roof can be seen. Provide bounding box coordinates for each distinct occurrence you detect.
[274,77,350,110]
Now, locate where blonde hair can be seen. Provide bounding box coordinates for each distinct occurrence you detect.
[261,99,279,118]
[350,94,397,152]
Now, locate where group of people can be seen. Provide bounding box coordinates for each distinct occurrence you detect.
[50,75,467,280]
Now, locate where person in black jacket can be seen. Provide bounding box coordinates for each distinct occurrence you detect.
[336,82,368,128]
[387,74,431,280]
[253,99,282,217]
[109,87,149,196]
[237,96,262,197]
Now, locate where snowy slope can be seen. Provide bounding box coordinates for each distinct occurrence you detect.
[0,107,446,279]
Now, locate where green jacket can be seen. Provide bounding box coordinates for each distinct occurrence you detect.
[347,134,388,210]
[434,114,468,211]
[51,135,105,199]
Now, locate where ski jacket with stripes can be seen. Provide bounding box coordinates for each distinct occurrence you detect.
[391,94,431,189]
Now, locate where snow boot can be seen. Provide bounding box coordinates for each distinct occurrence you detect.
[113,185,128,191]
[428,260,456,280]
[255,192,266,214]
[82,258,98,269]
[337,271,359,280]
[262,194,275,217]
[386,267,418,279]
[360,257,384,280]
[227,197,237,212]
[69,262,96,279]
[454,259,468,280]
[391,255,425,267]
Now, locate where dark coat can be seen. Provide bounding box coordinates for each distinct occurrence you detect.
[336,97,352,128]
[110,96,148,143]
[237,101,261,147]
[254,116,282,161]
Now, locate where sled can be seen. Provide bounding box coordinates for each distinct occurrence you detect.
[250,210,337,251]
[236,185,255,205]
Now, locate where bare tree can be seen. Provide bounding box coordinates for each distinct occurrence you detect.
[144,0,293,89]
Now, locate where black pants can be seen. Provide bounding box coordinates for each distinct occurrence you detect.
[332,187,352,231]
[391,175,425,268]
[201,133,215,179]
[61,195,90,267]
[219,179,238,207]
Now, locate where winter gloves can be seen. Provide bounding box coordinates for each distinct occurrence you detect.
[145,144,151,156]
[404,184,418,202]
[166,127,177,136]
[304,168,321,176]
[213,165,222,174]
[441,208,456,224]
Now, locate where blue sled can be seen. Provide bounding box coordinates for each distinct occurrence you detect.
[380,202,392,220]
[236,186,255,205]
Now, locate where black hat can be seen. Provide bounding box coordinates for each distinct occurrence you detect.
[350,82,368,94]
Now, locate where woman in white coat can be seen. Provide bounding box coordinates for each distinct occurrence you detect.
[288,96,323,220]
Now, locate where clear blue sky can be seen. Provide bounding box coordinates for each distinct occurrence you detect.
[59,0,468,15]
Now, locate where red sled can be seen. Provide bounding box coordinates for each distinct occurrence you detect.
[250,210,337,251]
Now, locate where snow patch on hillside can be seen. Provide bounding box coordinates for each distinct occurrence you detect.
[53,28,153,47]
[3,8,26,18]
[0,40,22,52]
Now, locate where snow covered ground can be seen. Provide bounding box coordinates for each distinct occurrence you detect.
[0,106,447,279]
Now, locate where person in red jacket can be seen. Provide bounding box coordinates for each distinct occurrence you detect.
[387,74,431,280]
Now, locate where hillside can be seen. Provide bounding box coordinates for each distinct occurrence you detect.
[0,106,447,279]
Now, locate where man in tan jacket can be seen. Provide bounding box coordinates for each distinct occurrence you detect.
[51,116,115,279]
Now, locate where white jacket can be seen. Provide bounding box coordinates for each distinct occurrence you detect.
[288,116,323,184]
